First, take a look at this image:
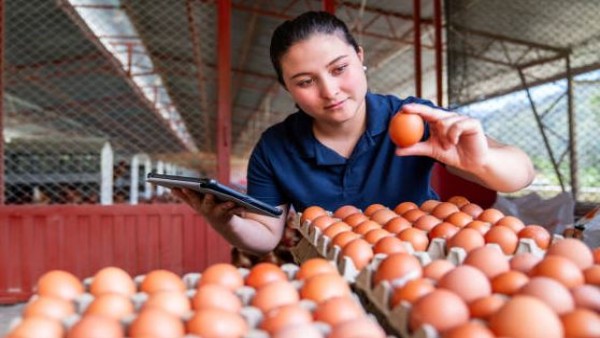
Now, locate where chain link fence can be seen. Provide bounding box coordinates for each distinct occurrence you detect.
[446,0,600,204]
[3,0,599,205]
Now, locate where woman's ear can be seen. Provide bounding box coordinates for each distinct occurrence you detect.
[357,46,365,63]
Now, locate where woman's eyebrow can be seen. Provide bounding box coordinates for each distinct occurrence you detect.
[289,55,349,80]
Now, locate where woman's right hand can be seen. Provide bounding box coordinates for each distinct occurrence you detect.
[170,187,245,227]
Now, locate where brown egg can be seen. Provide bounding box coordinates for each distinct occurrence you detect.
[333,205,360,220]
[322,221,352,239]
[463,245,510,279]
[328,316,387,338]
[495,215,525,233]
[546,238,594,270]
[129,308,185,338]
[330,231,361,250]
[352,220,381,235]
[252,280,299,313]
[36,270,84,301]
[477,208,505,224]
[469,294,507,320]
[186,308,248,338]
[394,201,418,215]
[447,195,471,208]
[340,238,374,270]
[447,228,485,253]
[373,236,408,255]
[403,208,427,223]
[561,308,600,338]
[301,206,327,224]
[260,304,313,334]
[198,263,244,291]
[383,216,412,234]
[67,314,124,338]
[594,247,600,264]
[518,225,551,250]
[438,265,491,303]
[245,262,288,288]
[192,284,242,312]
[140,269,185,294]
[272,324,324,338]
[465,220,492,235]
[23,296,75,321]
[431,202,460,220]
[413,214,442,232]
[373,252,422,286]
[442,321,495,338]
[364,203,386,217]
[343,212,369,227]
[571,284,600,312]
[300,272,351,303]
[489,295,563,338]
[390,277,435,307]
[397,227,429,251]
[85,293,134,320]
[296,258,338,280]
[530,255,585,289]
[144,290,191,317]
[369,208,398,225]
[363,228,392,245]
[519,277,575,315]
[420,199,442,213]
[460,203,484,218]
[423,259,456,282]
[429,222,460,240]
[491,270,529,295]
[313,296,365,326]
[8,316,65,338]
[445,211,473,228]
[510,252,542,274]
[584,265,600,285]
[90,266,136,297]
[409,289,469,333]
[484,225,519,255]
[311,214,338,231]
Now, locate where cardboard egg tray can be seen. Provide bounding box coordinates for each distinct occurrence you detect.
[7,263,396,338]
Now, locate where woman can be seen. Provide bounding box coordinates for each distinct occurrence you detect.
[173,11,534,256]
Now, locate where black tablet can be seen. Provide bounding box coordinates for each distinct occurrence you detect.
[146,172,283,217]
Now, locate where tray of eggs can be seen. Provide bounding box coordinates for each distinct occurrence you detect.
[5,258,396,338]
[293,197,600,337]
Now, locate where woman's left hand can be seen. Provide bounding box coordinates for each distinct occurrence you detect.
[394,103,490,171]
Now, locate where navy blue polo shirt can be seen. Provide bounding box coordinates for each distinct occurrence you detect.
[247,92,439,212]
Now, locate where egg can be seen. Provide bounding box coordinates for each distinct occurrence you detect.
[340,238,374,270]
[495,215,525,233]
[388,111,425,147]
[463,245,510,279]
[251,280,299,313]
[489,295,563,338]
[67,314,124,338]
[530,255,585,289]
[369,208,399,225]
[518,225,551,250]
[561,308,600,338]
[373,252,422,286]
[397,227,429,251]
[403,208,427,223]
[491,270,529,295]
[584,265,600,285]
[192,284,242,312]
[144,290,191,318]
[413,214,442,232]
[423,259,456,282]
[431,202,460,220]
[468,294,507,320]
[571,284,600,311]
[394,201,419,215]
[447,228,485,253]
[420,199,441,213]
[140,269,186,294]
[245,262,288,289]
[390,277,435,307]
[460,203,484,218]
[300,272,351,303]
[90,266,136,296]
[438,265,491,303]
[310,214,338,231]
[198,263,244,291]
[428,222,459,241]
[352,220,381,235]
[445,211,473,228]
[383,216,411,234]
[546,238,594,270]
[129,308,185,338]
[477,208,505,224]
[8,316,65,338]
[313,295,365,326]
[36,270,84,301]
[186,308,249,338]
[409,289,469,333]
[260,304,313,334]
[441,321,495,338]
[330,231,361,250]
[372,236,408,255]
[363,203,386,216]
[518,277,574,315]
[447,196,471,208]
[272,324,324,338]
[343,212,369,227]
[333,205,361,220]
[322,221,352,239]
[465,220,492,234]
[296,258,338,280]
[85,293,134,320]
[510,252,542,274]
[484,225,518,255]
[23,296,75,321]
[300,205,327,224]
[363,228,392,245]
[328,316,387,338]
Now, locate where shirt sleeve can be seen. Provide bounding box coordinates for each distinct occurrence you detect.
[246,135,287,206]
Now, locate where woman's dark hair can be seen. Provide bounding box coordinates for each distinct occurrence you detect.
[270,11,359,86]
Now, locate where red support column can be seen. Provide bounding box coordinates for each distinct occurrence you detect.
[217,0,231,184]
[434,0,443,106]
[323,0,336,14]
[413,0,422,97]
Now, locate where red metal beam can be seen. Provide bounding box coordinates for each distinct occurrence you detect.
[217,0,232,183]
[323,0,335,13]
[413,0,422,97]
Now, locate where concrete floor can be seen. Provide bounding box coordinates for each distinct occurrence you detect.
[0,303,25,335]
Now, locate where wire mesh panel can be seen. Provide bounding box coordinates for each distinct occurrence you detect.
[446,0,600,203]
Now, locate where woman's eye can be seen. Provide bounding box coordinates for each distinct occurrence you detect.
[297,79,313,87]
[332,64,348,75]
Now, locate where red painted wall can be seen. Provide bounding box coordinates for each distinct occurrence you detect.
[0,204,231,304]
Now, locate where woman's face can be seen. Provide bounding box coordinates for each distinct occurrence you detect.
[280,33,367,126]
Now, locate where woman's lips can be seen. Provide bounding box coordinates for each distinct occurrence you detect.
[324,99,346,110]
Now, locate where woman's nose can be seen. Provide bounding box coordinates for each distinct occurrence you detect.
[319,77,339,99]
